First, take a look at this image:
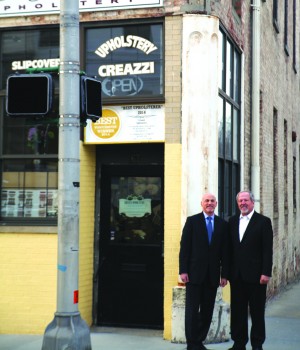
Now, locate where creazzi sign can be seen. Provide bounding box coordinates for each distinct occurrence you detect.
[0,0,163,17]
[92,31,161,98]
[95,35,157,78]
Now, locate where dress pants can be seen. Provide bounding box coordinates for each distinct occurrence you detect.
[185,278,217,349]
[230,278,267,348]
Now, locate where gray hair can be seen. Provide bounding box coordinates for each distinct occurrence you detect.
[236,190,255,203]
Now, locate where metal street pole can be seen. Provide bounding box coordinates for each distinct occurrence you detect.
[42,0,92,349]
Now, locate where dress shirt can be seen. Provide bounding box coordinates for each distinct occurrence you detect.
[239,209,254,241]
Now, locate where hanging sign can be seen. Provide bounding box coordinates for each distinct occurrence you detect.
[0,0,163,17]
[84,104,164,144]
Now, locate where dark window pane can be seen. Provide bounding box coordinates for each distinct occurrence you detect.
[224,161,231,218]
[218,158,224,217]
[3,117,58,155]
[218,96,224,156]
[0,28,59,88]
[232,164,239,214]
[85,23,163,99]
[233,49,240,102]
[233,108,239,161]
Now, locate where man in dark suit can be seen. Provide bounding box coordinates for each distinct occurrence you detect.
[179,193,229,350]
[228,191,273,350]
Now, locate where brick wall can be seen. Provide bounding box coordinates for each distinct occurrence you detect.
[0,232,57,334]
[212,0,300,292]
[78,142,96,325]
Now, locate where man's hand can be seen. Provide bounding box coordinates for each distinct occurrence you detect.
[180,273,189,283]
[260,275,270,285]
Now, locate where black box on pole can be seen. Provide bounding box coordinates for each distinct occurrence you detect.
[6,73,53,117]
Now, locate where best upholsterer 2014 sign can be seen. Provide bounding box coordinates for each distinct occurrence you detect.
[0,0,163,17]
[84,104,165,144]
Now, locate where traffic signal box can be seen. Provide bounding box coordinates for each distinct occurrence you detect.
[6,73,102,123]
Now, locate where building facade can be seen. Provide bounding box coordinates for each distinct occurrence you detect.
[0,0,299,340]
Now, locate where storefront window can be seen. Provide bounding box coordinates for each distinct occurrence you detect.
[84,22,164,101]
[0,28,59,89]
[0,27,59,224]
[1,159,58,219]
[2,113,59,156]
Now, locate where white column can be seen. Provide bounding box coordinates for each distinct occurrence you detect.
[181,15,219,218]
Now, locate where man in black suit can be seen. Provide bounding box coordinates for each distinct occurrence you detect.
[179,193,229,350]
[228,191,273,350]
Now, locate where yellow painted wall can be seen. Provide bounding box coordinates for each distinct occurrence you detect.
[0,232,57,334]
[78,142,96,325]
[163,143,182,340]
[0,142,96,334]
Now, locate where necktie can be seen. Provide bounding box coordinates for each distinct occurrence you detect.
[206,216,213,244]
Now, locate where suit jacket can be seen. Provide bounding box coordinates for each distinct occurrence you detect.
[179,212,229,287]
[228,211,273,283]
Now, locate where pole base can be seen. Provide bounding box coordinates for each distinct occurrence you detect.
[42,312,92,350]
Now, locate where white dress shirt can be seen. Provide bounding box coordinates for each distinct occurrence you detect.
[239,209,254,241]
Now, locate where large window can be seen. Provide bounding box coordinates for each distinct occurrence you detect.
[83,21,164,103]
[0,27,59,224]
[218,28,241,219]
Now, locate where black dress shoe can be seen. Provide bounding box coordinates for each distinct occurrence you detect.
[252,347,263,350]
[228,347,246,350]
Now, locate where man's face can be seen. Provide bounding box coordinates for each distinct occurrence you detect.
[201,194,217,215]
[237,192,254,216]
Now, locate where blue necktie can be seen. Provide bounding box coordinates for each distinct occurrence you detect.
[206,216,213,244]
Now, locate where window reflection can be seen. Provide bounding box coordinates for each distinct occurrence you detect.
[110,176,162,244]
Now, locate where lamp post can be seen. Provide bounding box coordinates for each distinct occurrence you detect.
[42,0,92,348]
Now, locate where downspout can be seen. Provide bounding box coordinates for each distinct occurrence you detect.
[251,0,261,211]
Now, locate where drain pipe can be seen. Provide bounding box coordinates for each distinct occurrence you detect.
[251,0,261,211]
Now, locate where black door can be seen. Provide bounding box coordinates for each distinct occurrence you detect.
[98,164,164,328]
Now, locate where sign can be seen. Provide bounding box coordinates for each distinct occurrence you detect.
[12,58,60,71]
[1,189,58,218]
[0,0,163,17]
[84,104,164,144]
[86,23,163,99]
[119,196,151,218]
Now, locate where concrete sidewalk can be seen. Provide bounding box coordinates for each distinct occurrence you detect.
[1,279,300,350]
